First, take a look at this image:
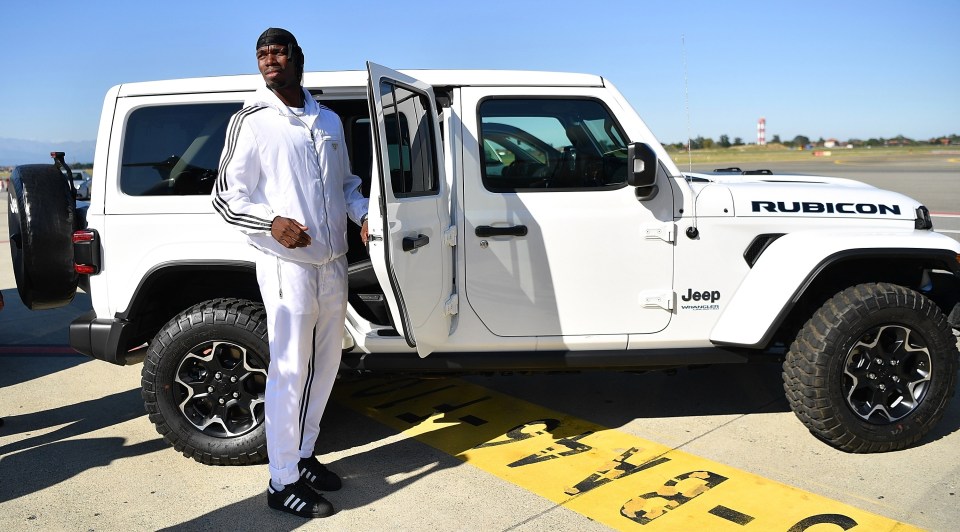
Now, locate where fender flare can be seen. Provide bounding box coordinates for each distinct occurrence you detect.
[114,260,258,320]
[710,230,960,348]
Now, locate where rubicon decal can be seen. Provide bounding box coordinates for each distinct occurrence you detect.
[751,201,902,215]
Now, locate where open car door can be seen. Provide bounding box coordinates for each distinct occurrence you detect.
[365,62,454,357]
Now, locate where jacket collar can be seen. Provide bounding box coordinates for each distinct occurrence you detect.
[247,85,317,119]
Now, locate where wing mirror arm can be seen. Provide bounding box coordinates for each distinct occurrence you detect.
[627,142,659,200]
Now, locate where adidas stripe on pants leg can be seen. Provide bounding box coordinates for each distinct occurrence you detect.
[256,253,347,487]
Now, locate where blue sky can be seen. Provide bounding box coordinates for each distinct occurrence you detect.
[2,0,958,146]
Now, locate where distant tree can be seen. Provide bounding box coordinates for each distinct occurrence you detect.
[770,134,781,144]
[733,137,743,146]
[792,135,810,147]
[687,136,716,149]
[921,135,960,146]
[718,134,731,148]
[817,137,825,145]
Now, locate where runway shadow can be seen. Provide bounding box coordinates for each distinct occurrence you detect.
[0,388,162,503]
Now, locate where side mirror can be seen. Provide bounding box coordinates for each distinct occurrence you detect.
[627,142,658,200]
[627,142,657,187]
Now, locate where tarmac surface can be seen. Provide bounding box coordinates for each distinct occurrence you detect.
[1,155,959,531]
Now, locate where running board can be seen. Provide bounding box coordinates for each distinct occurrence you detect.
[340,347,750,373]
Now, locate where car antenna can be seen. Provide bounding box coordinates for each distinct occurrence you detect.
[682,34,693,174]
[681,34,700,239]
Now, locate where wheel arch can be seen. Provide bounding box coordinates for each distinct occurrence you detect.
[116,261,261,351]
[712,246,960,350]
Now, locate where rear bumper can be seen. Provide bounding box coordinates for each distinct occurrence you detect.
[69,310,136,365]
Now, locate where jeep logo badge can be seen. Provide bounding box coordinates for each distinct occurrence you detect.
[682,289,720,303]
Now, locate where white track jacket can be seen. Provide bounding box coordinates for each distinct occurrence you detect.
[213,86,367,265]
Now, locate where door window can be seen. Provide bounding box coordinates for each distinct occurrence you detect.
[478,98,629,192]
[379,81,440,197]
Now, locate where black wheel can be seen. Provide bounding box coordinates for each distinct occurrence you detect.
[783,282,959,452]
[142,298,270,465]
[7,164,78,309]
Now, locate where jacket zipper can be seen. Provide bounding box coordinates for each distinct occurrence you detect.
[290,113,335,263]
[276,256,284,299]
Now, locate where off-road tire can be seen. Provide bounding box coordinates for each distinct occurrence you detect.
[142,298,270,465]
[783,282,958,452]
[7,164,78,309]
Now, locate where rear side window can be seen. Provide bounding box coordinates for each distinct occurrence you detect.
[478,98,628,192]
[120,103,241,196]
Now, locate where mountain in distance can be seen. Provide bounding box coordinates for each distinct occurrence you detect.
[0,138,96,166]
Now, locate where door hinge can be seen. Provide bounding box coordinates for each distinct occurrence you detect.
[443,225,457,247]
[443,294,459,316]
[640,290,674,311]
[643,223,676,243]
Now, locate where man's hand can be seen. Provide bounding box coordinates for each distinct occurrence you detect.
[360,219,369,245]
[271,216,311,248]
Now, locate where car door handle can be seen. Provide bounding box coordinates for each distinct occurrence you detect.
[402,234,429,252]
[475,225,528,237]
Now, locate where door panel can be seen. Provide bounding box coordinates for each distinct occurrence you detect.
[460,88,675,337]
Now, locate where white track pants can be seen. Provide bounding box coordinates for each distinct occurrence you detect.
[256,253,347,487]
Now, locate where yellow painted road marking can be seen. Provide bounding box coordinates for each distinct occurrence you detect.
[334,377,921,531]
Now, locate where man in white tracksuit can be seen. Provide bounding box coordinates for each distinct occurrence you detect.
[213,28,368,519]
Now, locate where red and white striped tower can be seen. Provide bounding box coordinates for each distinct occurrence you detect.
[757,117,766,146]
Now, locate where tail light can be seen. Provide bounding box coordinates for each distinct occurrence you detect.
[73,229,101,275]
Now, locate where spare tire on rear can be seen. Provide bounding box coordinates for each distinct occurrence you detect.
[8,164,78,309]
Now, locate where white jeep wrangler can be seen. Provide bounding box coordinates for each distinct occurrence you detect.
[8,64,960,465]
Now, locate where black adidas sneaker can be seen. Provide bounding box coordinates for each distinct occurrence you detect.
[299,457,343,492]
[267,479,334,518]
